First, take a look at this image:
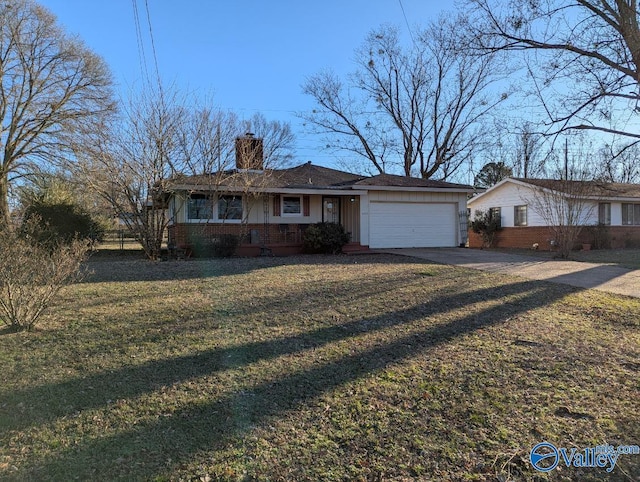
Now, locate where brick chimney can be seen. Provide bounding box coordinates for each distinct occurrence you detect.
[235,132,264,170]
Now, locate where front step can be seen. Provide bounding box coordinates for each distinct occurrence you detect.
[342,243,371,254]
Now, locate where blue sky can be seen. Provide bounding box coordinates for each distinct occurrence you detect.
[37,0,449,166]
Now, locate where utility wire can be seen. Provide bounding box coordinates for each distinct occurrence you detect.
[144,0,163,93]
[398,0,416,46]
[131,0,149,85]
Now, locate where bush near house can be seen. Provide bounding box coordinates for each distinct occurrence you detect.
[302,222,350,254]
[190,234,240,258]
[470,209,501,248]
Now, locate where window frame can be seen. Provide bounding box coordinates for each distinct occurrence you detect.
[489,207,502,227]
[622,203,640,225]
[514,205,528,227]
[281,195,302,216]
[217,194,243,222]
[187,194,214,221]
[598,202,611,225]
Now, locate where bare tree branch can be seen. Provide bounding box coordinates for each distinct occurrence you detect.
[302,17,505,180]
[471,0,640,140]
[0,0,115,224]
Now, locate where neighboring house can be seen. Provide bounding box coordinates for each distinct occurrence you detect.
[467,177,640,249]
[162,136,473,255]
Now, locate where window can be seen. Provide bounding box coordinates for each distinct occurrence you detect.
[489,207,501,227]
[622,203,640,225]
[188,194,213,220]
[514,205,527,226]
[282,196,302,215]
[598,203,611,225]
[218,195,243,220]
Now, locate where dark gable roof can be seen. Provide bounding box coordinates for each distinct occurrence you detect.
[274,162,365,188]
[167,162,473,191]
[514,178,640,198]
[354,173,473,189]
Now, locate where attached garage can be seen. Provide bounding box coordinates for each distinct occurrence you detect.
[368,201,458,248]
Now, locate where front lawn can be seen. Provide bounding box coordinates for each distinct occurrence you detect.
[0,254,638,480]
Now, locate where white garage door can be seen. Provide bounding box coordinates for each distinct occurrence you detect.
[369,202,457,248]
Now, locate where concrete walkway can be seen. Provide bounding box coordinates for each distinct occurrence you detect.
[380,248,640,298]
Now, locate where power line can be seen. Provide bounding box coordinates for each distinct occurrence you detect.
[398,0,416,46]
[131,0,149,85]
[131,0,162,92]
[144,0,162,91]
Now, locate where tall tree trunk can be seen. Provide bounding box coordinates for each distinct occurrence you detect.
[0,174,10,228]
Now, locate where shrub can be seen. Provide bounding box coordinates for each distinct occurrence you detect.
[470,209,501,248]
[302,223,350,254]
[212,234,240,257]
[0,221,88,331]
[190,234,240,258]
[22,203,104,248]
[587,223,611,250]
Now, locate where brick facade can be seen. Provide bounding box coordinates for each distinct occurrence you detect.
[469,225,640,250]
[169,223,309,246]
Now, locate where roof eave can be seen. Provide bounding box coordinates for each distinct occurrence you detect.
[359,185,473,193]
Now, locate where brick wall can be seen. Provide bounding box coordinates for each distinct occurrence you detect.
[601,226,640,249]
[469,225,640,250]
[168,223,310,251]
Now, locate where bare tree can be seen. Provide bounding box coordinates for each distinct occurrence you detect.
[302,17,506,179]
[525,164,598,258]
[471,0,640,146]
[78,86,296,259]
[78,87,191,260]
[177,107,238,176]
[0,0,115,226]
[240,112,295,169]
[595,141,640,183]
[514,122,547,178]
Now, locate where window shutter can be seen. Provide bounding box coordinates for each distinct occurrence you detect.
[273,196,281,217]
[303,195,310,216]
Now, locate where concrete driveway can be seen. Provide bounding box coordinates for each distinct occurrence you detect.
[380,248,640,298]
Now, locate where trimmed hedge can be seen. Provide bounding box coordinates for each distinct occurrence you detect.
[302,222,350,254]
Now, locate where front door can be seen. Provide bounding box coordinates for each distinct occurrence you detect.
[323,197,340,224]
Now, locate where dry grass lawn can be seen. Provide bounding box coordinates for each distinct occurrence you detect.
[0,253,638,481]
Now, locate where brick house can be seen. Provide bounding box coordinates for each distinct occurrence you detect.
[467,177,640,250]
[162,136,474,256]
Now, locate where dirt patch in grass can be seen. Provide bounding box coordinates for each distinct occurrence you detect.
[0,254,638,480]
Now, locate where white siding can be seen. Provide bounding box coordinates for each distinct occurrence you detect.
[468,181,607,227]
[469,182,554,227]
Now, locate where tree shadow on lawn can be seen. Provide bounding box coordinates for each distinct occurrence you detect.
[67,259,429,316]
[544,264,640,295]
[1,272,523,432]
[1,276,584,480]
[44,264,437,356]
[82,254,406,284]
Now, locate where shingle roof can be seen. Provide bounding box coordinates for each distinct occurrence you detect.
[354,173,473,189]
[166,162,473,191]
[514,178,640,198]
[273,162,365,188]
